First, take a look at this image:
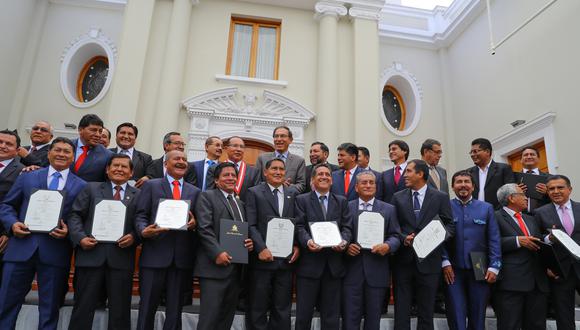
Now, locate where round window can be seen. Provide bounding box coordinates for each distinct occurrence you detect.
[77,56,109,103]
[382,85,406,131]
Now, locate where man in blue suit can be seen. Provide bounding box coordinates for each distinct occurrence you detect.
[191,136,222,191]
[331,143,363,201]
[380,140,409,203]
[295,163,353,330]
[71,114,113,182]
[442,171,501,330]
[0,137,87,330]
[134,150,200,330]
[342,171,401,330]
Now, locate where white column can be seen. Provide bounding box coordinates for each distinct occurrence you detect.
[438,47,457,174]
[315,1,347,153]
[149,0,195,148]
[106,0,156,129]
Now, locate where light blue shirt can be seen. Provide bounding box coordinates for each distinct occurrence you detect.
[47,166,70,191]
[75,139,89,161]
[315,190,329,213]
[275,151,289,161]
[166,174,183,195]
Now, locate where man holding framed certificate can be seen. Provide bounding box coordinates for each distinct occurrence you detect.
[246,158,300,330]
[0,137,87,330]
[134,150,199,330]
[343,170,401,330]
[67,154,140,330]
[294,163,353,330]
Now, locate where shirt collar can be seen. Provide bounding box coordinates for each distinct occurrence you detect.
[394,161,407,171]
[111,181,128,192]
[315,190,329,199]
[479,159,492,172]
[275,150,289,159]
[346,165,358,175]
[32,143,50,150]
[358,197,375,207]
[503,206,518,217]
[48,165,70,181]
[0,158,15,167]
[554,199,572,210]
[267,183,283,193]
[120,147,134,155]
[453,197,473,206]
[523,168,539,174]
[227,159,241,167]
[412,183,428,196]
[166,174,183,187]
[219,188,235,199]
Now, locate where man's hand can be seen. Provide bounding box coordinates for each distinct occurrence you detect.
[17,147,30,158]
[346,243,361,256]
[371,243,391,256]
[443,265,455,285]
[11,222,30,238]
[519,236,540,251]
[215,252,232,266]
[0,235,9,253]
[258,248,274,262]
[536,183,548,195]
[307,239,322,252]
[485,271,497,284]
[49,220,68,239]
[245,238,254,252]
[117,234,135,248]
[283,178,293,187]
[289,246,300,263]
[21,165,40,173]
[517,182,528,193]
[332,240,347,252]
[547,269,559,280]
[135,176,149,189]
[404,233,415,247]
[187,211,196,230]
[80,237,98,250]
[141,224,169,238]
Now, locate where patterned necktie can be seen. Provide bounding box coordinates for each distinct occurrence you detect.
[514,212,529,236]
[172,180,181,200]
[319,195,327,219]
[429,166,441,190]
[344,170,351,194]
[48,172,62,191]
[113,185,122,200]
[560,205,574,235]
[74,145,89,172]
[227,194,243,221]
[413,191,421,220]
[394,165,401,185]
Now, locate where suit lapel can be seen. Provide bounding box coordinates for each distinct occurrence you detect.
[417,188,434,227]
[160,178,173,199]
[310,192,325,221]
[402,190,416,226]
[347,168,361,196]
[281,188,292,217]
[261,184,279,216]
[500,209,525,235]
[484,161,497,188]
[0,160,20,179]
[38,169,49,190]
[100,182,114,199]
[572,201,580,234]
[216,190,235,219]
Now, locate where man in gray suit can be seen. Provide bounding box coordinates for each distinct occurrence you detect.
[421,139,449,195]
[255,126,306,193]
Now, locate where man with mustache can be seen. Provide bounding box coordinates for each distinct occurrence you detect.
[134,150,199,330]
[145,131,198,186]
[109,122,153,188]
[305,141,339,193]
[18,120,53,167]
[71,114,113,182]
[0,137,87,330]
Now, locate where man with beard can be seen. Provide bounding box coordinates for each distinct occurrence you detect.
[305,142,338,192]
[18,121,53,167]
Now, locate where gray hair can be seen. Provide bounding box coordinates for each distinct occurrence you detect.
[497,183,520,207]
[356,170,376,182]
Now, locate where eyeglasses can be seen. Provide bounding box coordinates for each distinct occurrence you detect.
[170,142,186,147]
[469,149,483,155]
[32,126,50,133]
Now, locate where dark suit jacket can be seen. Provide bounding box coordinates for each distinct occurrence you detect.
[206,162,260,203]
[535,201,580,279]
[192,160,205,190]
[20,145,50,167]
[246,183,298,270]
[0,158,25,203]
[109,147,153,180]
[495,208,549,292]
[295,191,353,279]
[379,167,407,204]
[330,167,364,201]
[71,139,113,182]
[427,165,449,195]
[0,168,86,268]
[343,199,401,287]
[256,152,306,193]
[68,182,140,270]
[468,161,515,209]
[145,157,197,186]
[391,186,455,274]
[305,163,339,193]
[194,188,247,279]
[520,171,551,214]
[134,178,200,269]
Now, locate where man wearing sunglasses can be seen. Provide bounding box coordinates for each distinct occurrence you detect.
[18,121,53,168]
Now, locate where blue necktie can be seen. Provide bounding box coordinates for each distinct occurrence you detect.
[48,172,62,191]
[413,191,421,221]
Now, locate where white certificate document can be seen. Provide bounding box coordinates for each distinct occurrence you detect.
[91,200,126,242]
[155,199,190,230]
[309,221,342,247]
[24,189,63,232]
[552,229,580,259]
[412,220,447,259]
[266,218,295,258]
[357,211,385,249]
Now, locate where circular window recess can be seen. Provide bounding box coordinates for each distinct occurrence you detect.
[379,62,423,136]
[60,28,116,108]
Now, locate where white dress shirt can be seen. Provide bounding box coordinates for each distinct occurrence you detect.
[268,183,284,215]
[477,160,492,202]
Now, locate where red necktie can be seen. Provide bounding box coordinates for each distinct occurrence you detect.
[0,163,4,169]
[172,180,181,200]
[394,165,401,185]
[344,170,351,194]
[74,146,89,172]
[514,212,529,236]
[113,186,122,200]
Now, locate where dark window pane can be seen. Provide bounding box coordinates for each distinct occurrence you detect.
[79,57,108,102]
[382,88,404,130]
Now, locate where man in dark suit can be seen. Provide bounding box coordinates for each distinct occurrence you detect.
[391,159,455,330]
[331,143,363,201]
[535,174,580,330]
[518,146,550,214]
[71,114,113,182]
[357,146,384,201]
[145,131,197,186]
[294,163,353,330]
[206,136,260,203]
[380,140,409,204]
[246,158,300,330]
[134,150,199,330]
[109,122,153,188]
[342,170,400,330]
[442,171,501,330]
[191,136,222,191]
[100,127,111,148]
[467,138,514,209]
[18,121,52,167]
[421,139,449,194]
[305,142,339,193]
[67,154,140,330]
[195,162,254,330]
[494,183,548,330]
[0,137,87,330]
[255,126,306,193]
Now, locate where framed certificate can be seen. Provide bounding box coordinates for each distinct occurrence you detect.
[412,219,447,260]
[551,229,580,259]
[91,199,127,242]
[219,219,248,264]
[154,199,190,230]
[24,189,64,232]
[309,221,342,247]
[265,217,295,258]
[357,211,385,249]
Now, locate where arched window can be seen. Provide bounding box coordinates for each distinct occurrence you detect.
[76,56,109,103]
[382,85,406,131]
